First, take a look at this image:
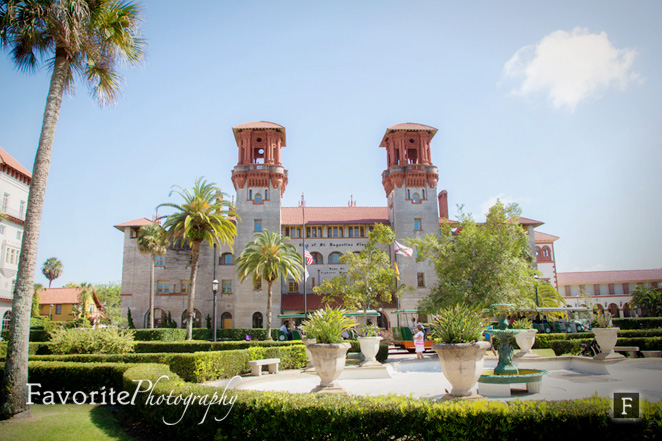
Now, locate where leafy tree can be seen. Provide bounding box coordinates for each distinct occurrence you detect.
[136,223,168,328]
[0,0,145,418]
[94,281,123,325]
[235,230,303,341]
[313,223,403,326]
[31,284,43,318]
[630,285,662,317]
[411,201,536,312]
[41,257,62,288]
[158,177,238,340]
[126,308,136,329]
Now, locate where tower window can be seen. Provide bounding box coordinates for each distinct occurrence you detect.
[220,253,233,265]
[254,193,262,204]
[414,218,422,231]
[254,219,262,232]
[222,280,232,294]
[417,273,425,288]
[412,193,420,203]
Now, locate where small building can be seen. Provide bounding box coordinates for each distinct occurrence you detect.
[38,287,105,324]
[558,269,662,317]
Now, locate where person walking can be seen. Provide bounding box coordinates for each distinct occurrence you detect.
[414,324,425,359]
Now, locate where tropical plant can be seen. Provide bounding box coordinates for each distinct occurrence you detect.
[512,318,532,329]
[314,223,402,326]
[41,257,62,288]
[136,223,168,328]
[592,311,613,328]
[629,285,662,317]
[158,177,238,340]
[357,324,381,338]
[531,279,565,308]
[236,229,303,341]
[0,0,145,417]
[431,304,485,344]
[301,307,358,344]
[412,201,536,312]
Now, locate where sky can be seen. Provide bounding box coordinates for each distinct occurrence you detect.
[0,1,660,287]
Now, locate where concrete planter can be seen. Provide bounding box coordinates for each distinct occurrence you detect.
[302,338,317,370]
[433,341,491,397]
[514,329,539,358]
[592,327,624,360]
[308,343,351,393]
[358,336,382,367]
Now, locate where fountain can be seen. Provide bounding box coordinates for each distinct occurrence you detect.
[478,305,547,397]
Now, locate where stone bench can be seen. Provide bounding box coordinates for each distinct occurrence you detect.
[248,358,281,376]
[614,346,639,358]
[641,350,662,358]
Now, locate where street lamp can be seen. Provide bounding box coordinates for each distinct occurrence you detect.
[212,279,219,342]
[533,274,540,307]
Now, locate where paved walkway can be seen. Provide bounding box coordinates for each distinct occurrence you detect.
[217,350,662,403]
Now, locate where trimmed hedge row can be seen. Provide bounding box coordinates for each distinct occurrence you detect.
[120,363,662,441]
[531,329,662,349]
[613,317,662,330]
[132,328,280,341]
[550,337,662,356]
[24,344,308,383]
[134,340,302,353]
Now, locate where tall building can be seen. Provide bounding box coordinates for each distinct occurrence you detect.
[0,147,31,331]
[116,122,554,329]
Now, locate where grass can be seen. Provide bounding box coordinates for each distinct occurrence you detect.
[0,404,136,441]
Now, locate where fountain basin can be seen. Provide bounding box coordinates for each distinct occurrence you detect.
[478,368,548,397]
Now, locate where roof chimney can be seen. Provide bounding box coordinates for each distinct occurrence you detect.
[438,190,448,219]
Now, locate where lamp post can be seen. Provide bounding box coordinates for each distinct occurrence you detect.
[533,274,540,307]
[212,279,219,342]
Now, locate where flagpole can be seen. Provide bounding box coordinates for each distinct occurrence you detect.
[302,193,307,315]
[393,194,400,327]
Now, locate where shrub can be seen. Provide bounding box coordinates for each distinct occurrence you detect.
[133,329,187,341]
[49,327,136,354]
[301,307,358,344]
[550,340,586,356]
[613,317,662,330]
[133,340,302,353]
[431,303,484,343]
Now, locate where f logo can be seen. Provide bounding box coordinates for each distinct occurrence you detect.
[613,393,639,420]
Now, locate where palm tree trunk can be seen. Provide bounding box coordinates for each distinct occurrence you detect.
[1,52,69,419]
[265,280,274,341]
[149,258,155,328]
[186,241,202,340]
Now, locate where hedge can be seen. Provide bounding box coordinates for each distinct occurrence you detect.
[132,328,280,341]
[134,340,303,353]
[348,340,389,362]
[120,363,662,441]
[613,317,662,330]
[550,337,662,356]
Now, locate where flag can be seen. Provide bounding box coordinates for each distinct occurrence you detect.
[305,267,310,280]
[304,246,313,265]
[394,241,413,257]
[394,261,400,280]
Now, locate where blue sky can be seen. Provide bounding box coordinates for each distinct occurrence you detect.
[1,1,660,287]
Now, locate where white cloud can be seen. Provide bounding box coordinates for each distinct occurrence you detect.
[503,27,642,110]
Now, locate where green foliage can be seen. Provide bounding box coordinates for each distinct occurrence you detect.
[412,201,536,311]
[132,340,302,353]
[32,284,43,317]
[313,223,402,325]
[48,328,136,355]
[41,257,63,288]
[301,306,358,344]
[348,340,389,362]
[133,328,187,341]
[550,340,584,356]
[357,324,381,337]
[629,285,662,317]
[127,308,136,329]
[591,311,613,328]
[130,328,279,342]
[512,318,532,329]
[94,282,124,326]
[431,304,485,343]
[613,317,662,330]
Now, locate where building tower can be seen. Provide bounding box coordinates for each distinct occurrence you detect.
[380,123,440,311]
[230,121,288,328]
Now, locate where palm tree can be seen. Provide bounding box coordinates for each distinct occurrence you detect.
[158,177,238,340]
[0,0,145,418]
[236,230,303,341]
[136,223,168,329]
[41,257,62,288]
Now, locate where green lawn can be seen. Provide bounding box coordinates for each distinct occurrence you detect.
[0,404,136,441]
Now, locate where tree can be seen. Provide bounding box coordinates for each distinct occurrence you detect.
[158,177,238,340]
[94,281,122,325]
[136,223,168,328]
[235,229,303,341]
[630,285,662,317]
[411,201,536,312]
[313,223,403,326]
[0,0,145,418]
[531,279,565,308]
[31,284,43,317]
[41,257,62,288]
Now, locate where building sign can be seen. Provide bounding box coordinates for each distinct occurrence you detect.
[300,241,368,248]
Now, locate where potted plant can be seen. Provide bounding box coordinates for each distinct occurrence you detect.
[357,324,382,367]
[301,306,358,393]
[431,304,491,398]
[512,318,538,359]
[591,311,623,360]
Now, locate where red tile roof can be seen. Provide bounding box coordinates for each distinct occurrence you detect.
[282,206,389,225]
[534,231,559,242]
[508,217,544,228]
[557,269,662,285]
[380,123,438,147]
[232,121,286,146]
[114,217,154,232]
[0,146,31,179]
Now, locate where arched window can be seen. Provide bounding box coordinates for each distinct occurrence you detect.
[221,312,232,329]
[181,309,202,328]
[2,311,11,331]
[145,308,168,328]
[542,247,551,257]
[252,312,263,329]
[535,246,541,257]
[311,252,323,264]
[220,253,233,265]
[254,193,262,204]
[412,193,420,203]
[329,252,341,264]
